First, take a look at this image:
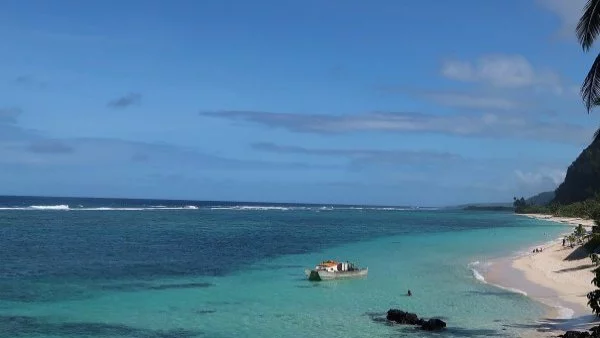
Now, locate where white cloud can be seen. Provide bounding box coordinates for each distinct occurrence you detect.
[426,92,525,110]
[379,87,532,111]
[252,142,464,169]
[441,54,563,93]
[514,168,566,186]
[536,0,586,39]
[202,110,594,144]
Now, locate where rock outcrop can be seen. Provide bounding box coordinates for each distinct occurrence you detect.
[386,309,423,325]
[385,309,446,331]
[560,331,591,338]
[420,318,447,331]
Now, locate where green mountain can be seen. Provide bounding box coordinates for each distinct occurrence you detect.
[526,191,555,206]
[553,139,600,205]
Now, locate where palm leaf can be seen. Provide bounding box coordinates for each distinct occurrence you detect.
[582,52,600,112]
[577,0,600,51]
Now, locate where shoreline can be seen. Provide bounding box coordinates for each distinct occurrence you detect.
[484,214,599,336]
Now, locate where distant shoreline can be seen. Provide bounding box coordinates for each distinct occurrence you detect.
[485,214,599,336]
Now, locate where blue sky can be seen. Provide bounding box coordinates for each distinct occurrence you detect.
[0,0,597,206]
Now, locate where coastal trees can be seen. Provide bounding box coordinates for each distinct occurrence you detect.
[512,197,551,214]
[588,268,600,316]
[576,224,587,240]
[567,234,577,248]
[513,197,527,211]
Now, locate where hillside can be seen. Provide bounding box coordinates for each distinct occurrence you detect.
[526,191,554,206]
[553,139,600,205]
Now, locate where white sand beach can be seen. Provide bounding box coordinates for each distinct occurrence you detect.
[486,214,600,336]
[517,215,595,314]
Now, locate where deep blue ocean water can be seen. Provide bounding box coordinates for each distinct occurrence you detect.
[0,196,568,337]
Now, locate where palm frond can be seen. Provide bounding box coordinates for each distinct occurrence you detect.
[577,0,600,51]
[582,52,600,112]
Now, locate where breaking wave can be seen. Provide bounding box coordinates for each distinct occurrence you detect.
[468,261,528,296]
[468,261,486,282]
[210,206,292,211]
[29,205,70,210]
[0,205,200,211]
[0,203,435,212]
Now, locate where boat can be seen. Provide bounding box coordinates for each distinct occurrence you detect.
[304,260,368,281]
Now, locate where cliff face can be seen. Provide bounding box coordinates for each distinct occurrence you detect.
[553,140,600,205]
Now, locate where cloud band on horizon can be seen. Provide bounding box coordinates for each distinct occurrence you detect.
[200,110,594,144]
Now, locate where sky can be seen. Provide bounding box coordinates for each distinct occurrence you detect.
[0,0,598,206]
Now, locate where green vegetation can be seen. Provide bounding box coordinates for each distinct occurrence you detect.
[512,196,600,219]
[576,224,587,237]
[512,196,551,214]
[589,245,600,316]
[587,235,600,253]
[588,218,600,317]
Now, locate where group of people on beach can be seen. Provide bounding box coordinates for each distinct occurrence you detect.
[532,247,543,253]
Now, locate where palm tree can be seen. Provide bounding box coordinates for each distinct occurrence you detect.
[577,0,600,114]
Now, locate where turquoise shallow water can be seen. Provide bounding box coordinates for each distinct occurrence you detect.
[0,198,569,337]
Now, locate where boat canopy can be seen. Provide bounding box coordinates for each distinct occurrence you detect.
[318,260,338,267]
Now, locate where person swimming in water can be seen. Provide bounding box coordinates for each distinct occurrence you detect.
[407,290,412,296]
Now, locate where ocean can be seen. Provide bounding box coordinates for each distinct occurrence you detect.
[0,196,569,337]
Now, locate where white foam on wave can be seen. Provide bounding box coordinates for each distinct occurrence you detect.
[554,305,575,320]
[206,205,433,212]
[468,261,527,296]
[76,206,199,211]
[491,283,528,296]
[78,207,145,211]
[471,268,486,282]
[210,206,290,211]
[0,205,202,211]
[468,261,486,282]
[29,205,70,210]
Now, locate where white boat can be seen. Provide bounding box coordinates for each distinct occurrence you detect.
[304,260,368,281]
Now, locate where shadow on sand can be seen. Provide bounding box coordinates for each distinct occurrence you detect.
[554,263,596,274]
[504,314,600,335]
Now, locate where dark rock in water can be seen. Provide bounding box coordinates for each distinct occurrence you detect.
[384,309,446,331]
[560,331,591,338]
[420,318,446,331]
[386,309,423,325]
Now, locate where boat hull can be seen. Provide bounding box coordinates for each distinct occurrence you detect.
[304,268,368,281]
